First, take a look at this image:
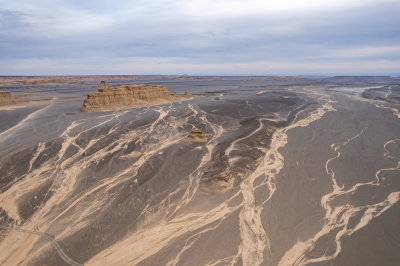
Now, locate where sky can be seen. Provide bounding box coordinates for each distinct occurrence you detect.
[0,0,399,75]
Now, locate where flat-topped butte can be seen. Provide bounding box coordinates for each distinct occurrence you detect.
[81,81,193,112]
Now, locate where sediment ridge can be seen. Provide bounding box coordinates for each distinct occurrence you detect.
[81,81,194,112]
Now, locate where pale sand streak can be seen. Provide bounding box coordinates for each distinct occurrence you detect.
[0,112,130,264]
[87,91,336,266]
[358,86,400,119]
[278,125,370,265]
[0,225,82,266]
[167,104,224,216]
[166,221,223,266]
[0,105,186,265]
[236,93,336,266]
[384,86,392,99]
[87,104,240,265]
[0,92,332,266]
[0,97,55,140]
[131,104,219,222]
[0,92,351,265]
[278,100,400,265]
[87,193,242,265]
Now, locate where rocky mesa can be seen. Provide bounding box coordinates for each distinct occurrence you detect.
[0,90,22,106]
[81,81,194,112]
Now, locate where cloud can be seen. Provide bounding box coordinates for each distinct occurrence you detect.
[1,56,399,76]
[0,0,399,75]
[176,0,384,18]
[321,46,400,59]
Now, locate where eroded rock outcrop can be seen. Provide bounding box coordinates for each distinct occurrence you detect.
[98,81,110,90]
[0,90,22,106]
[81,82,194,112]
[187,127,207,142]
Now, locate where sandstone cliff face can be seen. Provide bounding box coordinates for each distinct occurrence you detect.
[0,90,22,106]
[81,82,193,112]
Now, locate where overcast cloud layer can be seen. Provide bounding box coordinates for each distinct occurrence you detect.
[0,0,399,75]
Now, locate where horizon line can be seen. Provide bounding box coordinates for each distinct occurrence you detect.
[0,74,399,78]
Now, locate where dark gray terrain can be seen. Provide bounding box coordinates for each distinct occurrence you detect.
[0,76,399,266]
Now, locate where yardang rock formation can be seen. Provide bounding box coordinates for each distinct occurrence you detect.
[81,81,194,112]
[0,90,22,106]
[187,127,207,142]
